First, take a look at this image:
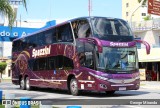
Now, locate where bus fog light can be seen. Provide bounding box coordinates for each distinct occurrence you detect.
[100,84,107,89]
[136,84,140,87]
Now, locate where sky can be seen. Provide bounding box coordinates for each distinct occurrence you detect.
[17,0,122,22]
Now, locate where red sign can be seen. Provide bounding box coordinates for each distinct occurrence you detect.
[148,0,160,16]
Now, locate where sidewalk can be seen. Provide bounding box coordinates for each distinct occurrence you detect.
[140,81,160,89]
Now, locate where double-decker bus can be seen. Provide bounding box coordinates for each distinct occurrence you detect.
[12,17,150,96]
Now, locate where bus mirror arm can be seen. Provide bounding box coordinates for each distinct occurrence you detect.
[135,40,150,54]
[77,38,103,53]
[88,37,103,53]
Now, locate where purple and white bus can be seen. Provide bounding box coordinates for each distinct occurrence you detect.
[12,17,150,96]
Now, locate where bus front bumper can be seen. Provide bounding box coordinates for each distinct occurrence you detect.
[96,79,140,91]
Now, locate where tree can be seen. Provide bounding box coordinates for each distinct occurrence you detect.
[0,0,27,27]
[143,15,151,20]
[138,0,147,5]
[0,62,7,79]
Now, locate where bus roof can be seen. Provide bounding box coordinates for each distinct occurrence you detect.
[13,16,124,41]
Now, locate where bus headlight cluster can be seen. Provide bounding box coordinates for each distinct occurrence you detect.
[89,72,108,81]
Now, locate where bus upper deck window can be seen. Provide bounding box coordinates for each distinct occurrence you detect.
[78,23,90,38]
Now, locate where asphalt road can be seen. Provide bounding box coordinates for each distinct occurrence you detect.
[1,82,160,108]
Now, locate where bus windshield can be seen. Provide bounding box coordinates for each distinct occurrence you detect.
[98,47,138,72]
[91,17,133,37]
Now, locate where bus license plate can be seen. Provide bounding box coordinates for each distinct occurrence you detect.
[119,87,126,91]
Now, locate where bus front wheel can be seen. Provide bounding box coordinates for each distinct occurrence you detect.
[70,78,79,96]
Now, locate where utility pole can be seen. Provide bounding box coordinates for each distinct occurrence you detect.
[88,0,92,17]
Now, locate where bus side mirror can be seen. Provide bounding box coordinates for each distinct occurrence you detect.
[135,40,150,55]
[77,37,103,53]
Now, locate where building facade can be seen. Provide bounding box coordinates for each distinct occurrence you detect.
[122,0,160,23]
[122,0,160,81]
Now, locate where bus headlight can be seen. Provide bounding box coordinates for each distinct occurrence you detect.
[89,72,108,81]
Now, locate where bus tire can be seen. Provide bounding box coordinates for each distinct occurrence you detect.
[20,78,26,90]
[105,91,115,95]
[25,77,32,90]
[70,78,79,96]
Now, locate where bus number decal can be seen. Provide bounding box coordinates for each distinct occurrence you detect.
[32,45,51,58]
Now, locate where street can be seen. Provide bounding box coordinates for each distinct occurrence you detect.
[1,82,160,108]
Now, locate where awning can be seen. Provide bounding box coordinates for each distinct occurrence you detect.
[138,48,160,62]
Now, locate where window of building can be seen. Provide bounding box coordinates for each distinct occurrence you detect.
[126,3,129,7]
[126,12,129,16]
[142,13,146,16]
[8,70,11,77]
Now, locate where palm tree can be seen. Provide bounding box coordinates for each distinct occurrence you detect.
[0,0,27,27]
[138,0,147,5]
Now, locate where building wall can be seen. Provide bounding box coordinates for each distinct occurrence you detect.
[122,0,145,22]
[135,30,160,47]
[122,0,160,23]
[3,42,12,57]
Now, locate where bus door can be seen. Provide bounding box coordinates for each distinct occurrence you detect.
[77,40,96,70]
[77,40,97,87]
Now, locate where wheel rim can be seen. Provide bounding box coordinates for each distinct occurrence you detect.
[71,79,78,94]
[20,79,24,89]
[26,78,30,90]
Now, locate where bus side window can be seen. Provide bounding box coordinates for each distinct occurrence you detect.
[57,23,73,42]
[84,43,94,69]
[21,38,27,50]
[28,59,34,70]
[52,28,57,43]
[55,55,63,70]
[78,52,85,66]
[63,56,74,70]
[33,59,38,71]
[77,20,91,38]
[78,42,95,69]
[18,40,23,51]
[12,41,18,52]
[45,30,53,45]
[48,56,56,70]
[71,21,79,39]
[38,58,47,71]
[37,33,45,46]
[32,58,47,71]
